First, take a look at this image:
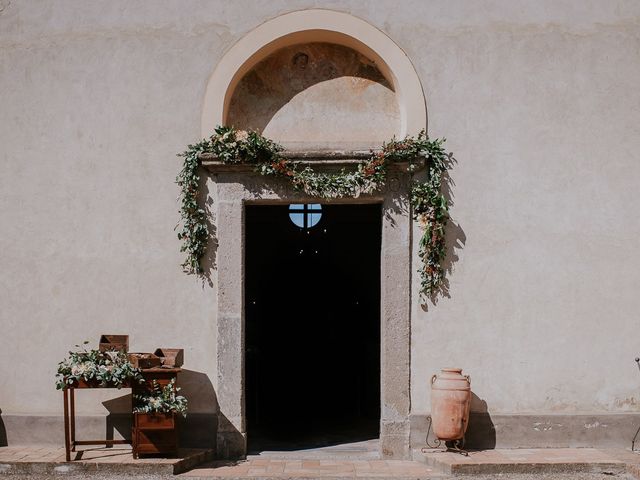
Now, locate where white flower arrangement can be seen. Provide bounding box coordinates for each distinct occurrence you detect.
[133,379,188,417]
[55,341,143,390]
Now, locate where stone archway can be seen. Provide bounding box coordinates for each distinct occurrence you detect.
[202,9,427,137]
[203,10,427,460]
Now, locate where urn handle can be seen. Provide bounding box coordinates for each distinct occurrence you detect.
[431,374,437,384]
[464,374,471,383]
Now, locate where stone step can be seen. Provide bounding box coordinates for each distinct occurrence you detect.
[247,438,381,461]
[417,447,630,475]
[0,446,214,476]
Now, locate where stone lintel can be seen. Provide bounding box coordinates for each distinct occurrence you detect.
[200,151,425,173]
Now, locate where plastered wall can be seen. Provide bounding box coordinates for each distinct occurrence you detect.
[407,1,640,417]
[1,0,639,441]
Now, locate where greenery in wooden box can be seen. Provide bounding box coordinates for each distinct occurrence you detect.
[133,379,188,417]
[55,341,144,390]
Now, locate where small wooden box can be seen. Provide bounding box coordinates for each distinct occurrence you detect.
[154,348,184,368]
[128,353,162,369]
[99,335,129,352]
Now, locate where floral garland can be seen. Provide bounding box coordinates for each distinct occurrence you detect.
[177,126,451,298]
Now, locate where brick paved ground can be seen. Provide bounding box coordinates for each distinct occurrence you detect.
[1,446,640,479]
[180,457,442,478]
[1,474,634,480]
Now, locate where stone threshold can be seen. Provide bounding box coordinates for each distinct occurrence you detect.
[0,445,214,476]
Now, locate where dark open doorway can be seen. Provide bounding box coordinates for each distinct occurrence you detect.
[245,203,381,453]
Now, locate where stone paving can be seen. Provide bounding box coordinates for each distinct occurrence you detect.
[1,474,634,480]
[180,457,442,478]
[1,445,640,478]
[179,449,640,479]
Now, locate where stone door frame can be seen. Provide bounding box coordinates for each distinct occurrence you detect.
[210,166,414,460]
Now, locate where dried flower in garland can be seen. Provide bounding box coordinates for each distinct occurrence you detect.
[177,126,451,298]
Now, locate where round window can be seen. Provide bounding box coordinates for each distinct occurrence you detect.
[289,204,322,228]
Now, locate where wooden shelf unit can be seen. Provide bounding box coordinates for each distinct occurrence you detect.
[132,368,181,459]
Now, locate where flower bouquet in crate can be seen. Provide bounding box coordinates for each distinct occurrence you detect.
[55,341,144,389]
[133,378,188,427]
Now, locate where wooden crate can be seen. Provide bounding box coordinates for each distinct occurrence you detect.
[153,348,184,367]
[99,334,129,352]
[133,413,177,458]
[136,412,175,429]
[128,353,162,369]
[135,368,181,392]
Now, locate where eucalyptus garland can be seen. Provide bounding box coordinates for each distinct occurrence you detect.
[177,126,451,297]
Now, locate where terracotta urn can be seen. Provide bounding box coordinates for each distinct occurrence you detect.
[430,368,471,441]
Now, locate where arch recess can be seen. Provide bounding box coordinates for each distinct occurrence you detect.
[201,9,427,138]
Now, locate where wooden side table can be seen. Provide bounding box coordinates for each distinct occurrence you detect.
[62,379,133,462]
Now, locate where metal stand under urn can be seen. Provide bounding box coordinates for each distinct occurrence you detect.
[424,368,471,454]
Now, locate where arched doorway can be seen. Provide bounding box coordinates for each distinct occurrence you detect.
[205,9,426,460]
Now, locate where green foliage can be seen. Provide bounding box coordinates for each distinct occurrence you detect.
[177,127,452,299]
[55,342,144,390]
[262,157,388,198]
[176,140,209,274]
[208,125,282,164]
[410,136,450,296]
[133,379,188,417]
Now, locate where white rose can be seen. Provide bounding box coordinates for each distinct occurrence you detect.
[105,351,119,363]
[236,130,249,141]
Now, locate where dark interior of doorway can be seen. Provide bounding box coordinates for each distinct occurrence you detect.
[245,203,381,452]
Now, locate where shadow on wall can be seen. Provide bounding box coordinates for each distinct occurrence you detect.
[101,394,133,443]
[466,392,496,449]
[0,409,7,446]
[227,42,398,147]
[101,370,222,451]
[198,173,216,287]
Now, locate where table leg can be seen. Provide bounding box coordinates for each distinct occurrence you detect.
[70,388,76,451]
[63,389,71,462]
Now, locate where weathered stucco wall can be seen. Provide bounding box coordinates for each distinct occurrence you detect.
[1,0,639,449]
[407,3,640,416]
